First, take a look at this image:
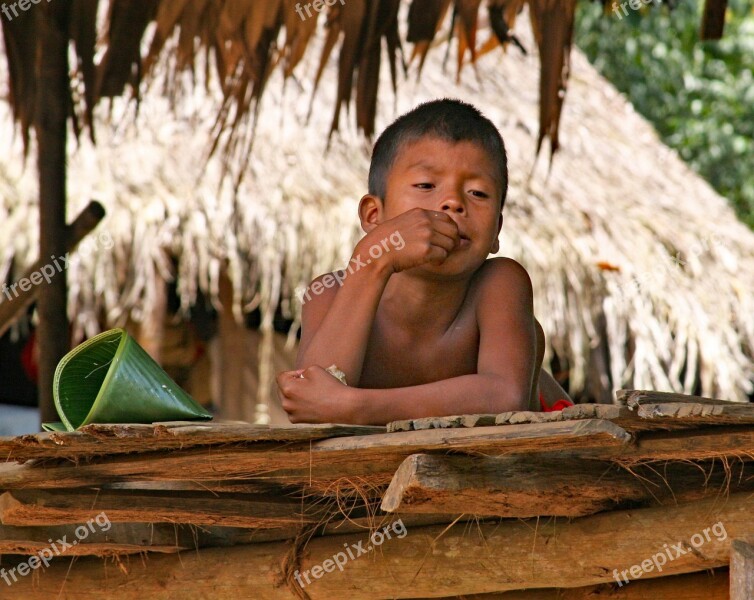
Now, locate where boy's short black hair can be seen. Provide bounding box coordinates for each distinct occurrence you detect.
[368,98,508,207]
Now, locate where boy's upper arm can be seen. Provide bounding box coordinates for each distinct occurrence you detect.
[297,272,341,365]
[475,258,536,404]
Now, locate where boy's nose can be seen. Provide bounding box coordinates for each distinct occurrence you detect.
[441,197,466,214]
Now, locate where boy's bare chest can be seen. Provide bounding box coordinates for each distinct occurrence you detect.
[359,312,479,388]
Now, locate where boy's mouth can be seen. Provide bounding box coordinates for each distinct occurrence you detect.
[457,233,471,249]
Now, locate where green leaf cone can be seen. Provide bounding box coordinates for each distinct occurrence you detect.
[42,328,212,431]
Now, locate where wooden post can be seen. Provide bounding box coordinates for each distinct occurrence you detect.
[730,538,754,600]
[34,1,71,424]
[215,272,253,421]
[136,269,168,364]
[700,0,728,40]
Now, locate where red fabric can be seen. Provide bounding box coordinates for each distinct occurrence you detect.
[20,331,39,383]
[539,392,574,412]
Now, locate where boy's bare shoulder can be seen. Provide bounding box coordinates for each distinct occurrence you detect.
[471,258,534,306]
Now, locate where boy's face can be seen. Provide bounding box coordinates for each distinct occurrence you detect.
[379,136,504,275]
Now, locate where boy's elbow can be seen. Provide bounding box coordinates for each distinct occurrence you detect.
[487,377,529,413]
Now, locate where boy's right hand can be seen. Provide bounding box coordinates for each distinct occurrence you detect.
[358,208,460,273]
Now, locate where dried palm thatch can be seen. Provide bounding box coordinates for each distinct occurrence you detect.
[1,0,576,173]
[1,16,753,406]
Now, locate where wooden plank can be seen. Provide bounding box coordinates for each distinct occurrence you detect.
[0,489,326,529]
[616,389,737,407]
[414,570,729,598]
[311,419,631,455]
[381,453,754,516]
[1,492,750,598]
[611,426,754,462]
[0,420,631,490]
[500,404,629,424]
[0,523,237,556]
[637,402,754,425]
[388,414,500,432]
[389,402,753,435]
[0,422,386,463]
[381,453,648,516]
[730,538,754,600]
[0,513,461,557]
[388,406,634,433]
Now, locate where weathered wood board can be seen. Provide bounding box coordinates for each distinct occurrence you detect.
[730,538,754,600]
[0,492,749,598]
[0,422,385,463]
[0,420,631,490]
[380,452,754,516]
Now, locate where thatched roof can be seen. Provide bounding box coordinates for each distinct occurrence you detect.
[0,0,730,171]
[2,18,753,403]
[1,0,578,166]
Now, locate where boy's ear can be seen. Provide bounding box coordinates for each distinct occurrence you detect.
[358,194,384,233]
[491,213,503,254]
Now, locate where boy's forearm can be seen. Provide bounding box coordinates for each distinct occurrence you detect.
[348,374,529,426]
[296,249,393,384]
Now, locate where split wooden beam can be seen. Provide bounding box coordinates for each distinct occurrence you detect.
[1,492,750,598]
[380,453,754,517]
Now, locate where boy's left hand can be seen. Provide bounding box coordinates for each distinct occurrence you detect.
[276,366,357,424]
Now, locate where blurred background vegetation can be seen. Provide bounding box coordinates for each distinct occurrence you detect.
[575,0,754,228]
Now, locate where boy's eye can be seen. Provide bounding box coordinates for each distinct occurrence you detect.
[414,183,434,190]
[469,190,490,198]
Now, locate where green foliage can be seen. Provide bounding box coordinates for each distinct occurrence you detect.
[575,0,754,228]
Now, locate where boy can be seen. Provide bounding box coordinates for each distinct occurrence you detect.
[277,99,571,425]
